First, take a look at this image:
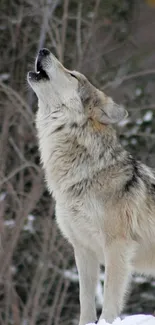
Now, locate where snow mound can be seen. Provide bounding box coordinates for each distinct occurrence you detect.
[86,315,155,325]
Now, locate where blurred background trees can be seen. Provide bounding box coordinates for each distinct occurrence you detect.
[0,0,155,324]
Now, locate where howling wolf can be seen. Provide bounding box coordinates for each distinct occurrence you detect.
[28,48,155,324]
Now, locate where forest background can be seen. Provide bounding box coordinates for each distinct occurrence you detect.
[1,0,155,324]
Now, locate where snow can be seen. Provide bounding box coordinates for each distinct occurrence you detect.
[10,265,17,275]
[86,315,155,325]
[23,214,35,233]
[143,111,153,122]
[135,88,142,97]
[136,118,143,125]
[130,138,137,145]
[118,117,131,127]
[64,269,79,282]
[64,268,105,307]
[4,219,15,227]
[0,73,10,81]
[0,192,7,201]
[96,281,104,307]
[132,275,147,284]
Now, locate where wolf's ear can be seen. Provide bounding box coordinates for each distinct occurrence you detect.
[98,96,128,124]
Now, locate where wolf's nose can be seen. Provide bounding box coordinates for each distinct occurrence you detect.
[39,48,50,57]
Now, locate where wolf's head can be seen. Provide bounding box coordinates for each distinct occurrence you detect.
[27,48,128,126]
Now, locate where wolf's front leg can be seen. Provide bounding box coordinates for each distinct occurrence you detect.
[100,240,132,323]
[74,247,99,325]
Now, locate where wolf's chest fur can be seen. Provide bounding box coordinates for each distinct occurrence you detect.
[36,114,126,199]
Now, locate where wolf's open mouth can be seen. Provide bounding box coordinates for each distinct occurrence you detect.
[28,57,49,82]
[35,58,49,80]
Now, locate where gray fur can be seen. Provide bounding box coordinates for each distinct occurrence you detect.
[28,50,155,324]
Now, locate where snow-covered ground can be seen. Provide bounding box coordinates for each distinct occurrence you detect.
[86,315,155,325]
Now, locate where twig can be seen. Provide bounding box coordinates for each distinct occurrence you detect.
[78,0,101,69]
[11,285,21,325]
[128,104,155,111]
[46,257,69,325]
[0,175,44,277]
[103,69,155,90]
[9,137,26,163]
[76,1,82,64]
[134,132,155,138]
[37,0,60,52]
[60,0,70,63]
[4,269,11,325]
[51,21,62,60]
[29,220,51,325]
[55,279,69,325]
[0,163,40,187]
[0,81,34,129]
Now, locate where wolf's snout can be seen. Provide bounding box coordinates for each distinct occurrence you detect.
[39,48,50,57]
[36,48,50,71]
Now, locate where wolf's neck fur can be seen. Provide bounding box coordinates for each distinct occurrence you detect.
[36,112,127,194]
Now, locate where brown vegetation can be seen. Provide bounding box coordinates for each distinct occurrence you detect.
[0,0,155,324]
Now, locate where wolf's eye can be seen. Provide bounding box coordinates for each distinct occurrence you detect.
[70,73,78,80]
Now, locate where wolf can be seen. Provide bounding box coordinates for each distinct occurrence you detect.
[27,48,155,324]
